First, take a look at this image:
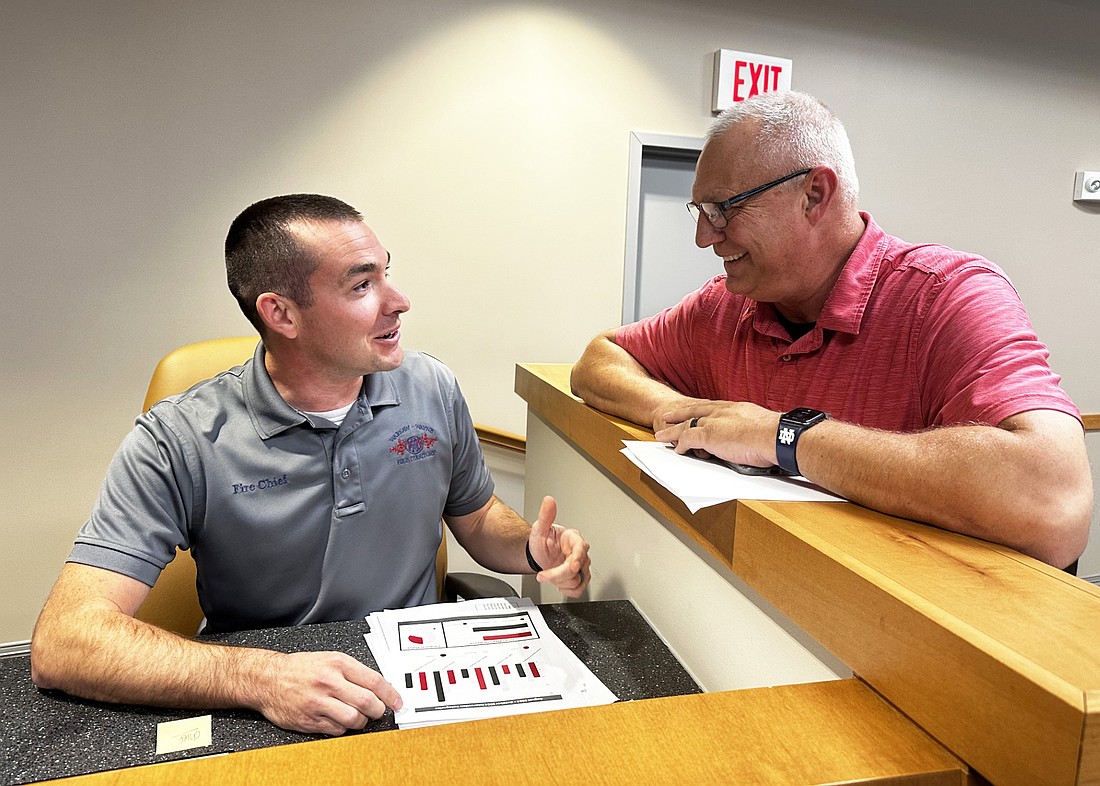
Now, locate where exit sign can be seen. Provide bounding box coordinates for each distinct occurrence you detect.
[712,49,793,112]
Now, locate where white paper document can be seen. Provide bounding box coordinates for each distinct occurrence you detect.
[621,440,845,513]
[364,597,617,729]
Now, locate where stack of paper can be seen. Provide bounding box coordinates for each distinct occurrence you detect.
[621,440,845,513]
[365,597,617,729]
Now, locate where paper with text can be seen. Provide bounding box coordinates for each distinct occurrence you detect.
[621,440,845,512]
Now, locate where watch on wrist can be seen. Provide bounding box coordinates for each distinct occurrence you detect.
[776,407,829,476]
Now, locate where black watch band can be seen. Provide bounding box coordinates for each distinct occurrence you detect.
[776,408,829,476]
[525,541,544,573]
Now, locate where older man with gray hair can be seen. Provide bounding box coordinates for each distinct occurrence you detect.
[571,90,1090,570]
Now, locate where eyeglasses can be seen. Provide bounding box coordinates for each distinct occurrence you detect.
[686,168,812,229]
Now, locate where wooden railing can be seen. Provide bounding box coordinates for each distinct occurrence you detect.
[475,424,526,453]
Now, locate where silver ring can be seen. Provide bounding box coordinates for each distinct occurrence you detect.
[689,417,700,429]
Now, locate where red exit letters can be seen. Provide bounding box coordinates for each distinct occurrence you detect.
[733,60,784,102]
[712,50,793,112]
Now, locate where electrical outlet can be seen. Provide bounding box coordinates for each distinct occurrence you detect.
[1074,171,1100,202]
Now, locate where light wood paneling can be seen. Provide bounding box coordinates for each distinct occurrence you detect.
[41,680,964,786]
[733,501,1098,786]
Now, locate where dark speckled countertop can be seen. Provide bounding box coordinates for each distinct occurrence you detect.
[1,600,699,784]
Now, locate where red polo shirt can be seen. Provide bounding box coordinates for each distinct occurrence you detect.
[615,214,1078,431]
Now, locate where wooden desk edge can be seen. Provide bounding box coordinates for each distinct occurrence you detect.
[39,680,967,786]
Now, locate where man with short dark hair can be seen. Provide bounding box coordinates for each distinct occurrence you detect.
[31,194,591,735]
[571,91,1091,570]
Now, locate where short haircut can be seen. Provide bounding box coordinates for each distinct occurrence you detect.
[224,194,363,333]
[707,91,860,206]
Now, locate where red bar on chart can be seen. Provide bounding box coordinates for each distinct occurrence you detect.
[483,631,533,641]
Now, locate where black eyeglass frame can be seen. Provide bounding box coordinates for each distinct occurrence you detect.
[686,168,813,229]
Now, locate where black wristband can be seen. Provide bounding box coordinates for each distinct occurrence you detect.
[776,407,829,476]
[525,541,544,573]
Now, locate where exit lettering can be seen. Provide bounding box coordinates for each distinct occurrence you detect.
[712,49,793,112]
[733,60,784,102]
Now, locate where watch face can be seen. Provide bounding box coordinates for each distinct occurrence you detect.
[784,407,823,424]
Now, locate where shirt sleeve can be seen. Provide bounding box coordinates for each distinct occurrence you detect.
[614,277,725,398]
[916,262,1079,427]
[67,413,195,587]
[442,373,496,518]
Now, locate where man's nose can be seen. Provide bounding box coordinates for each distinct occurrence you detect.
[694,215,723,249]
[386,284,411,314]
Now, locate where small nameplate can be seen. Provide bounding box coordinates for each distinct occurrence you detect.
[155,714,212,755]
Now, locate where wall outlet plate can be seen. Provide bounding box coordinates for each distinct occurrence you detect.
[1074,171,1100,202]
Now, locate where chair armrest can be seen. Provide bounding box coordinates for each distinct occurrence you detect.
[443,572,519,601]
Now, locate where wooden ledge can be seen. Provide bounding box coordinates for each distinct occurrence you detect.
[516,362,1100,786]
[734,500,1100,786]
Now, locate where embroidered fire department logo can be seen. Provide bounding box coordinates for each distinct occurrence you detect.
[389,424,440,465]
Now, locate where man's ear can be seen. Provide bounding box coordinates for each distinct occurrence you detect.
[803,166,838,226]
[256,292,299,339]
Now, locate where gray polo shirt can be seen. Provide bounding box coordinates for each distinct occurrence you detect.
[69,343,494,634]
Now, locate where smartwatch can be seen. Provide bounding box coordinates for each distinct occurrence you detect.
[776,407,829,476]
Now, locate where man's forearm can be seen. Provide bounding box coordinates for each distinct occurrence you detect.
[658,404,1090,568]
[570,332,694,429]
[445,496,532,575]
[32,601,276,711]
[32,575,402,736]
[795,413,1092,567]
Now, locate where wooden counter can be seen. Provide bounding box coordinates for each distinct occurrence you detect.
[42,681,963,785]
[516,362,1100,786]
[42,681,968,786]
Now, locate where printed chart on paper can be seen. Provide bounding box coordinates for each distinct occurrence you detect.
[365,597,616,728]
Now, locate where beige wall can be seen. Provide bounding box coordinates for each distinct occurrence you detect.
[3,0,1099,641]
